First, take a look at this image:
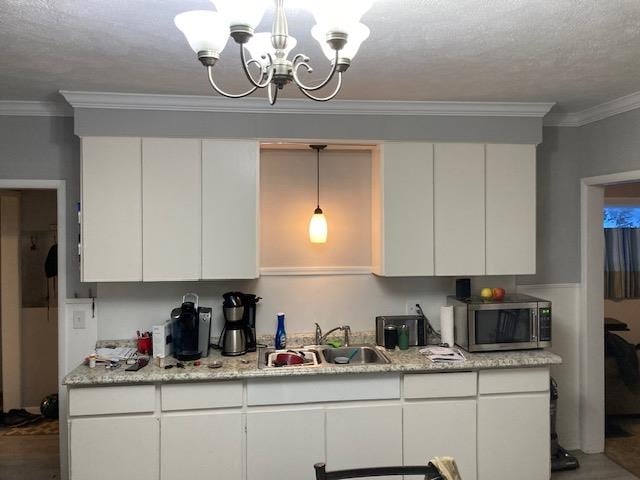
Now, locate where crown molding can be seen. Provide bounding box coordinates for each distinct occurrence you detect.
[544,90,640,127]
[60,90,555,118]
[0,101,72,117]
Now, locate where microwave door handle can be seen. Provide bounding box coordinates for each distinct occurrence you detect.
[531,310,538,342]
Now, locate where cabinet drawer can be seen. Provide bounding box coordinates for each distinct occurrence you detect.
[479,368,549,395]
[404,372,477,399]
[247,374,400,406]
[69,385,155,416]
[161,381,243,411]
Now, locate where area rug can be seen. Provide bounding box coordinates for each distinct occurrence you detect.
[1,418,59,437]
[605,418,640,478]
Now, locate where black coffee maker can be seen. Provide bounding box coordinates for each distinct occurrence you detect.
[171,293,212,361]
[219,292,261,356]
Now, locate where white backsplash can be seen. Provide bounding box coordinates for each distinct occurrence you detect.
[96,275,516,341]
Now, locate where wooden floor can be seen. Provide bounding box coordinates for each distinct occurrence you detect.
[553,451,639,480]
[0,433,59,480]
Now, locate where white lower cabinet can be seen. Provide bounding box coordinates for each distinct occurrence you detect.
[246,408,325,480]
[403,399,477,480]
[478,393,550,480]
[70,416,159,480]
[161,412,243,480]
[326,404,402,478]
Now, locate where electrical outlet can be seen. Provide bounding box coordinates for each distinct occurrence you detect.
[405,300,422,315]
[72,310,87,329]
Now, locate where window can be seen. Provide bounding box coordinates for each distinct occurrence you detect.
[603,206,640,228]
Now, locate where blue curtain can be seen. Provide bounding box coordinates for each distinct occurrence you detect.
[605,228,640,299]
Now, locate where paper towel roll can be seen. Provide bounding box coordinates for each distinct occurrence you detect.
[440,305,455,347]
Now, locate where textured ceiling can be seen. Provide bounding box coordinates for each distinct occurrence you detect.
[1,0,640,112]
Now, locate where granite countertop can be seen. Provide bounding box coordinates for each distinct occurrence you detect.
[63,338,562,386]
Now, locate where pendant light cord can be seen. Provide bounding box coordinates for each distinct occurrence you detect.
[316,147,320,208]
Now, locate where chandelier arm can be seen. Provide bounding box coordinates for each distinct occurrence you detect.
[292,49,340,92]
[240,44,275,89]
[206,66,258,98]
[297,72,343,102]
[268,82,279,105]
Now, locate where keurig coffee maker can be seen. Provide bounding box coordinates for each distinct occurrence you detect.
[171,293,212,361]
[219,292,261,356]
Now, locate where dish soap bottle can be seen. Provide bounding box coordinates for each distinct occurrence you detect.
[275,312,287,350]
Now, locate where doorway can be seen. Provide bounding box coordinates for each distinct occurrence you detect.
[580,169,640,461]
[598,182,640,476]
[0,188,60,479]
[0,180,67,479]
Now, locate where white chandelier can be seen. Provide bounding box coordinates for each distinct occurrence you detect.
[174,0,374,105]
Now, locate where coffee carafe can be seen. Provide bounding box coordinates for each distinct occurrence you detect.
[220,292,261,356]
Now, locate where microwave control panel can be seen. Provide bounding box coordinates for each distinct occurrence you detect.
[538,307,552,342]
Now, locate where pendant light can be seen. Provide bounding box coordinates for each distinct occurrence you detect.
[309,145,328,243]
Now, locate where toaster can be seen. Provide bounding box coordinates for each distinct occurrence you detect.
[375,315,428,347]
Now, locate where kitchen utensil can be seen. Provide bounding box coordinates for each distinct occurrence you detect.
[348,349,359,361]
[334,356,350,364]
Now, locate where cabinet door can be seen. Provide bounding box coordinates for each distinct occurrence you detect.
[247,408,325,480]
[202,139,259,279]
[478,393,549,480]
[404,400,477,480]
[374,142,434,276]
[434,143,485,276]
[161,412,242,480]
[485,144,536,275]
[326,404,402,478]
[81,137,142,281]
[142,138,201,281]
[70,416,159,480]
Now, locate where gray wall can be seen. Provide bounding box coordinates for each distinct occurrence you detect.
[521,108,640,285]
[74,108,543,144]
[0,116,91,297]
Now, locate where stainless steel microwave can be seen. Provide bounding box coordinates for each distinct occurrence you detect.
[447,294,551,352]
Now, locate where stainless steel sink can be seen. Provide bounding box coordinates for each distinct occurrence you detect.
[321,345,391,365]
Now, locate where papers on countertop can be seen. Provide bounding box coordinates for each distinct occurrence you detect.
[95,347,137,362]
[419,346,466,363]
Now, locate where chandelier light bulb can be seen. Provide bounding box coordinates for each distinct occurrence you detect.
[308,0,374,34]
[174,11,230,55]
[309,208,328,244]
[312,23,370,62]
[210,0,270,29]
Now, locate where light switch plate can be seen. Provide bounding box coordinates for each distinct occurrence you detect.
[72,310,87,329]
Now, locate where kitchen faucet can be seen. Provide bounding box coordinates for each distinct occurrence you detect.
[315,323,351,347]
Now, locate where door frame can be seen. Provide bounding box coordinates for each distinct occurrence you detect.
[580,169,640,453]
[0,180,67,479]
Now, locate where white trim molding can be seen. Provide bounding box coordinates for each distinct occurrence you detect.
[0,101,72,117]
[544,90,640,127]
[60,90,555,117]
[260,266,372,276]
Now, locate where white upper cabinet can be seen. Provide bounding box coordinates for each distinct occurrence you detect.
[81,137,143,282]
[373,142,434,276]
[434,143,486,276]
[485,144,536,275]
[142,138,202,281]
[202,140,259,279]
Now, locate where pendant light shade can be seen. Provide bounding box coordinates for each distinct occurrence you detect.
[309,145,328,244]
[309,207,328,244]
